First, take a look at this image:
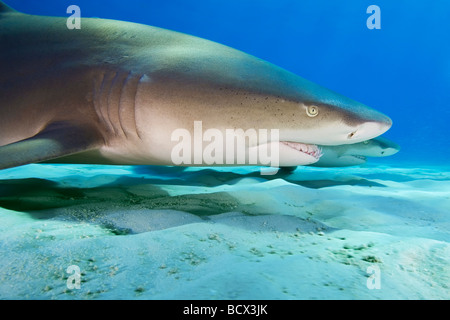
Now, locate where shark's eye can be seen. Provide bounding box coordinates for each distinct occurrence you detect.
[306,105,319,117]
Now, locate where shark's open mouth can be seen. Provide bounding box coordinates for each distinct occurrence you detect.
[281,141,322,160]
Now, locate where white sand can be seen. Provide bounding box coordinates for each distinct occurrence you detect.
[0,162,448,299]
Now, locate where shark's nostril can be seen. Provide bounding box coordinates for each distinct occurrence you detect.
[348,131,357,139]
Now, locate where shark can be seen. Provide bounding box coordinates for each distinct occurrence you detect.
[0,1,392,170]
[311,136,400,167]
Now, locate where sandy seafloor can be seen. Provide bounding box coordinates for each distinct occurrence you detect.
[0,161,448,300]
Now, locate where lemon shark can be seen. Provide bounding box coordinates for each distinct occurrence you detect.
[311,136,400,167]
[0,1,392,170]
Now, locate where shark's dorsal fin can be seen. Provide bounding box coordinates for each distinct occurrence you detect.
[0,1,16,13]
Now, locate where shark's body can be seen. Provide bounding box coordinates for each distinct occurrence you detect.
[0,2,392,170]
[311,136,400,167]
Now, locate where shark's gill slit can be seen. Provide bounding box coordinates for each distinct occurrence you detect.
[95,72,115,134]
[108,72,129,137]
[120,72,143,141]
[118,71,139,139]
[106,71,120,135]
[98,71,119,135]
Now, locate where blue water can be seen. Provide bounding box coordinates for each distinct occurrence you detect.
[5,0,450,165]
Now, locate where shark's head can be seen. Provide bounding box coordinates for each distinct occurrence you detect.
[187,50,393,166]
[282,100,392,145]
[349,136,401,159]
[271,97,392,165]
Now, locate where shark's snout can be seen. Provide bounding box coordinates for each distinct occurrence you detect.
[338,102,393,143]
[347,118,392,142]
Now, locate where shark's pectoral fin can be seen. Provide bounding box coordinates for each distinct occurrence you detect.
[0,122,104,170]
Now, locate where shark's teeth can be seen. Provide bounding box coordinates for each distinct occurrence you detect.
[352,155,367,160]
[281,141,322,159]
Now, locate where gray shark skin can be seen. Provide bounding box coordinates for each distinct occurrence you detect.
[0,2,392,170]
